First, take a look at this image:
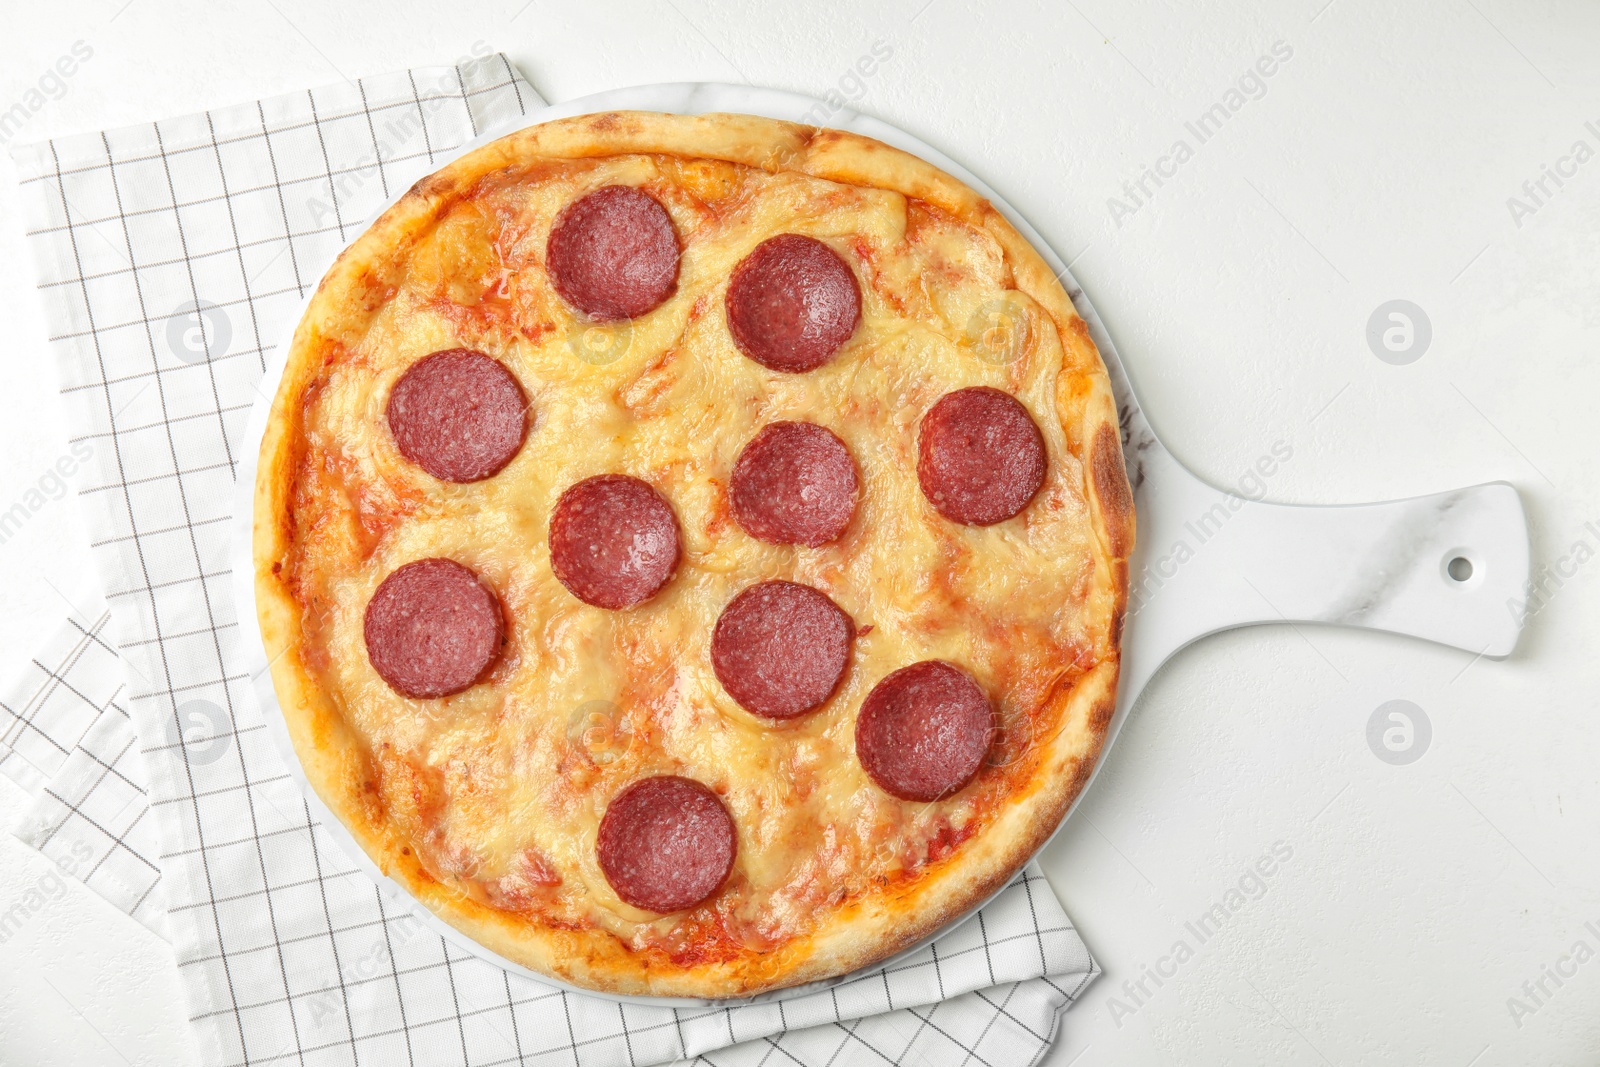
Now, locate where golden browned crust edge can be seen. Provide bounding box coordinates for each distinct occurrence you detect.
[253,110,1135,998]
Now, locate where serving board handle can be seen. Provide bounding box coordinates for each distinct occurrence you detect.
[1118,443,1530,704]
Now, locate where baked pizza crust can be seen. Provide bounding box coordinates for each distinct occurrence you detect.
[253,110,1133,998]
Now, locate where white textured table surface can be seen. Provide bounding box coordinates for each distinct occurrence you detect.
[1,2,1596,1064]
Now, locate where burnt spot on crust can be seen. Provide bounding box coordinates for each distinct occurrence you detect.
[586,112,627,134]
[1090,421,1135,559]
[809,127,892,170]
[1098,557,1129,658]
[1088,691,1117,736]
[406,169,460,206]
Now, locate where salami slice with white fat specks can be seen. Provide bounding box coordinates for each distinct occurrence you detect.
[917,386,1046,526]
[363,558,504,699]
[597,776,737,913]
[729,421,858,547]
[725,234,860,372]
[855,660,994,802]
[546,185,680,321]
[386,349,528,483]
[549,474,680,609]
[711,580,853,720]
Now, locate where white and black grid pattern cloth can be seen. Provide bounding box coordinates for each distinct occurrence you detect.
[0,596,124,793]
[5,54,1098,1066]
[1,594,167,933]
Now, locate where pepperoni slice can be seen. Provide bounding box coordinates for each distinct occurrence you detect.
[546,185,679,321]
[386,349,528,483]
[363,558,503,699]
[917,387,1047,526]
[549,475,680,609]
[711,581,853,720]
[729,422,859,547]
[597,776,737,913]
[855,661,994,802]
[725,234,861,372]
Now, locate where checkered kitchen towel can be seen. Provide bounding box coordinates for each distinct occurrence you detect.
[0,590,123,795]
[2,595,167,933]
[0,586,167,932]
[5,53,1099,1066]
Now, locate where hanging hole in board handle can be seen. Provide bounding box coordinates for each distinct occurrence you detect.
[1445,553,1476,584]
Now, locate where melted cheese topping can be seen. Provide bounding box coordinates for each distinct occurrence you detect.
[284,154,1107,961]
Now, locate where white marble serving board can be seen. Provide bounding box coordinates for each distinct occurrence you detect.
[231,80,1531,1007]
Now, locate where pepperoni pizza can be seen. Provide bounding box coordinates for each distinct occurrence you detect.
[252,111,1133,998]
